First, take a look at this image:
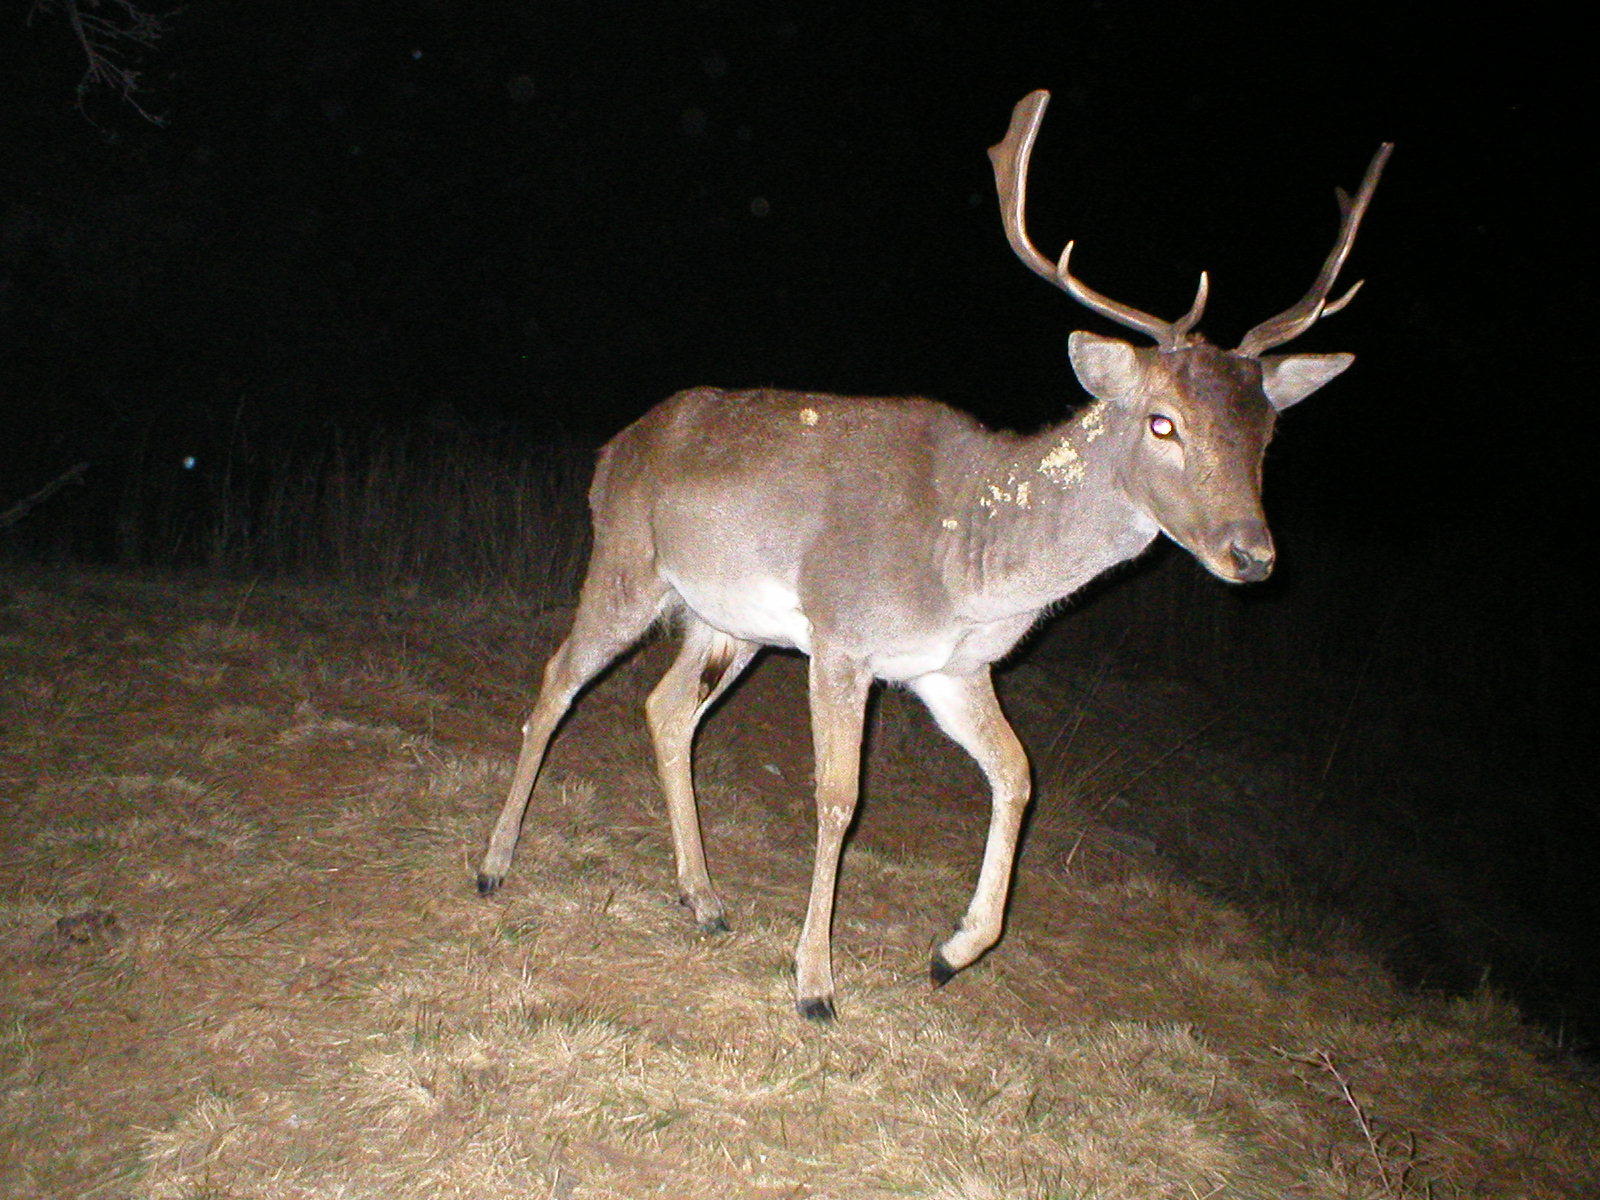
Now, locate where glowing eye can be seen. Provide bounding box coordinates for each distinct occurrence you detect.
[1149,415,1176,439]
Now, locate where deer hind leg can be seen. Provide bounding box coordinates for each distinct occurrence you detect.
[645,616,758,933]
[476,546,670,895]
[793,649,872,1021]
[909,669,1032,984]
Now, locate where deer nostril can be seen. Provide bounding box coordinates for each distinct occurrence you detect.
[1229,542,1274,581]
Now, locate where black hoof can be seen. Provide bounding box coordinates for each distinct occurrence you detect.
[679,895,730,935]
[930,951,959,987]
[476,872,503,896]
[797,996,836,1023]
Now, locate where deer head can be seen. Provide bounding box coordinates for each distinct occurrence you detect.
[991,90,1391,583]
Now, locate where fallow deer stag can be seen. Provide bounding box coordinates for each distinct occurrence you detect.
[478,89,1390,1021]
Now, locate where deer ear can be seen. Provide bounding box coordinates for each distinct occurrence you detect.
[1258,352,1354,411]
[1068,332,1144,405]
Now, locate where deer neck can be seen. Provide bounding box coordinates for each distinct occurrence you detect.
[938,400,1159,618]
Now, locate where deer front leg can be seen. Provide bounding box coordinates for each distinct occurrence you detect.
[794,650,872,1021]
[909,669,1031,983]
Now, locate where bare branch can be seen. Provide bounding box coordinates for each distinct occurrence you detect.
[26,0,173,126]
[0,462,90,531]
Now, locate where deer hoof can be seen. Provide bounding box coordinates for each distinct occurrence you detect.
[797,996,836,1023]
[679,895,729,935]
[475,872,504,896]
[929,951,959,986]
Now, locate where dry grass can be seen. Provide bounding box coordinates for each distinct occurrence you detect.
[1,569,1595,1199]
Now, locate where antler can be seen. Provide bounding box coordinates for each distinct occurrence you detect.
[989,89,1209,351]
[1236,142,1393,357]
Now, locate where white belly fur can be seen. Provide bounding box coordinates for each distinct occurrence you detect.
[664,571,814,653]
[663,572,1038,683]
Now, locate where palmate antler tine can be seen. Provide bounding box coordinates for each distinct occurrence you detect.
[1320,277,1365,318]
[1050,243,1208,349]
[991,90,1195,350]
[988,90,1060,283]
[1169,269,1211,343]
[1237,142,1393,357]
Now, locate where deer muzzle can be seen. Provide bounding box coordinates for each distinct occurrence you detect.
[1217,519,1275,583]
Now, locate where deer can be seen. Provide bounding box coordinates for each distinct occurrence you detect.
[477,89,1391,1021]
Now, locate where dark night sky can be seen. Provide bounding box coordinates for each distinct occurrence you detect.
[0,3,1589,609]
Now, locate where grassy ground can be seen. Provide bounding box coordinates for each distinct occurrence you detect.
[1,569,1594,1199]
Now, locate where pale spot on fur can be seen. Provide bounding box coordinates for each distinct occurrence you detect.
[941,518,959,530]
[799,407,820,426]
[1040,435,1085,485]
[1080,401,1108,443]
[979,469,1033,510]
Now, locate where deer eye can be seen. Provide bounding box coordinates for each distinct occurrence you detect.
[1149,414,1177,439]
